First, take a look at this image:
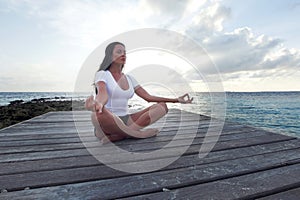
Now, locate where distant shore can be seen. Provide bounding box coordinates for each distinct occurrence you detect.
[0,98,86,129]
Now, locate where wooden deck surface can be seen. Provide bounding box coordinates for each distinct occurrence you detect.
[0,109,300,199]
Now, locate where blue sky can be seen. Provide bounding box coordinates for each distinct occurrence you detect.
[222,0,300,49]
[0,0,299,92]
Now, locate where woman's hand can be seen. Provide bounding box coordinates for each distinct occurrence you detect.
[85,96,95,111]
[178,93,193,104]
[94,100,104,113]
[85,95,104,113]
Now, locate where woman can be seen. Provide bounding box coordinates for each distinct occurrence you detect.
[85,42,193,143]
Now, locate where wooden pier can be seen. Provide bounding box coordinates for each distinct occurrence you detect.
[0,109,300,199]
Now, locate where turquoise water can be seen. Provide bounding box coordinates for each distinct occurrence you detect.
[1,92,299,137]
[226,92,300,137]
[180,92,300,137]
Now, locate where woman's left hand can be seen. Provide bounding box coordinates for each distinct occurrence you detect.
[178,93,193,104]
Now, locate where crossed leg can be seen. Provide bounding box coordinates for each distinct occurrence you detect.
[127,102,168,130]
[86,96,162,143]
[92,108,161,143]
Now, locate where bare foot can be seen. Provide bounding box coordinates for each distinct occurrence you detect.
[94,127,105,140]
[100,136,110,144]
[91,112,106,141]
[101,134,127,143]
[139,128,159,138]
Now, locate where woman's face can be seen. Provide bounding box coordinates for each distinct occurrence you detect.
[112,44,126,65]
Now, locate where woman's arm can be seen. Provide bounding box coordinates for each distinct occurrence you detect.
[94,81,109,113]
[85,81,108,113]
[135,86,193,104]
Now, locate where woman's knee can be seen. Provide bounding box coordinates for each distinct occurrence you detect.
[158,102,168,113]
[95,112,104,120]
[94,107,111,121]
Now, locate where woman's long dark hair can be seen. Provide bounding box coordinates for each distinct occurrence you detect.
[95,42,125,94]
[97,41,125,71]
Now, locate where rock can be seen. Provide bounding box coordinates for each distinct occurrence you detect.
[0,99,85,129]
[9,100,24,105]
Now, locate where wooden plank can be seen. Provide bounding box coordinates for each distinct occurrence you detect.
[0,137,97,147]
[0,132,92,142]
[0,131,293,163]
[1,139,299,176]
[0,123,256,149]
[2,119,205,132]
[0,126,268,150]
[20,114,207,123]
[2,134,294,165]
[0,119,211,136]
[0,121,259,152]
[1,148,300,199]
[0,123,253,143]
[0,117,242,140]
[2,109,203,122]
[22,111,203,125]
[123,163,300,200]
[0,109,206,128]
[0,109,298,200]
[118,131,292,153]
[0,127,81,136]
[257,187,300,200]
[0,119,255,150]
[0,123,240,144]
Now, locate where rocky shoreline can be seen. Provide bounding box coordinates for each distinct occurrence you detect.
[0,98,86,129]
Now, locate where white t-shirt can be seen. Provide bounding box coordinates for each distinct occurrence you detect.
[94,70,139,116]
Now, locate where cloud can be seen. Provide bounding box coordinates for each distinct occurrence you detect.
[4,0,214,48]
[169,0,300,92]
[2,0,300,92]
[0,61,75,92]
[5,0,141,48]
[179,2,300,77]
[185,1,231,36]
[205,28,300,74]
[137,0,188,19]
[221,67,300,92]
[136,0,193,28]
[140,1,298,78]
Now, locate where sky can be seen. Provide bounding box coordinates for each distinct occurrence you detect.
[0,0,299,92]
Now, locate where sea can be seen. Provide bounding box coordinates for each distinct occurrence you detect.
[0,91,299,138]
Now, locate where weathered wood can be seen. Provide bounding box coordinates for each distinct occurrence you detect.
[257,187,300,200]
[1,139,299,177]
[0,127,270,150]
[0,131,293,163]
[0,137,300,189]
[0,119,260,153]
[20,114,207,123]
[1,149,300,199]
[0,124,253,143]
[0,119,209,136]
[0,109,299,200]
[122,162,300,200]
[0,137,96,147]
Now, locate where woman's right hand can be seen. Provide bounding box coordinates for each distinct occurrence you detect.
[94,100,103,113]
[85,96,95,111]
[85,95,103,113]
